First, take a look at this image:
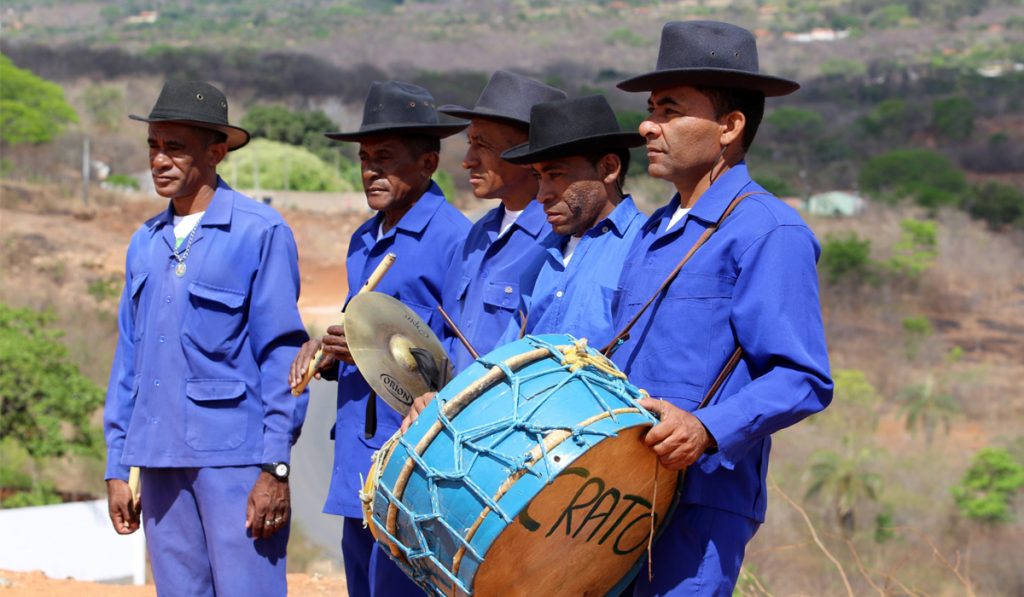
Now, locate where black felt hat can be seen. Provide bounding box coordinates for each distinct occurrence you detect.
[501,95,644,164]
[129,80,250,151]
[325,80,468,142]
[438,70,567,129]
[617,20,799,97]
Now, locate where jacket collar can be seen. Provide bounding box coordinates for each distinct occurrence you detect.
[146,176,235,230]
[644,162,755,233]
[364,180,447,243]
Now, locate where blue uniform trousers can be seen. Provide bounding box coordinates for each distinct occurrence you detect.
[342,517,423,596]
[141,466,288,597]
[633,505,758,597]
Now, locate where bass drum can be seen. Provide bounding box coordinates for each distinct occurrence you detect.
[362,334,680,596]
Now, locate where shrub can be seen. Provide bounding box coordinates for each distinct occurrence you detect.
[820,232,875,284]
[885,218,938,279]
[859,149,967,207]
[0,304,104,458]
[222,138,354,192]
[952,447,1024,525]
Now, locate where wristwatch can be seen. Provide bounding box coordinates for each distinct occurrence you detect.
[261,462,290,481]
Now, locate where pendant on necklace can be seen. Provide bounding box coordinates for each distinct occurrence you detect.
[175,262,187,277]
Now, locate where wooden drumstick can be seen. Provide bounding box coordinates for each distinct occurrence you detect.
[291,252,397,396]
[128,465,141,509]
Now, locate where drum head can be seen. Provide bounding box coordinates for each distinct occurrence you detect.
[473,425,679,595]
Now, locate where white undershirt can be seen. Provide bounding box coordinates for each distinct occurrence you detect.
[499,208,523,237]
[172,212,205,248]
[562,235,582,267]
[376,221,386,241]
[665,206,692,232]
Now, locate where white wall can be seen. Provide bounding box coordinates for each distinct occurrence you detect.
[0,499,146,585]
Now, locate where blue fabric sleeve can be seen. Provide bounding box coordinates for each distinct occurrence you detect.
[103,244,138,481]
[248,224,309,464]
[694,225,833,470]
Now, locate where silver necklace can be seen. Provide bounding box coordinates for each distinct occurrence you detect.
[172,216,203,277]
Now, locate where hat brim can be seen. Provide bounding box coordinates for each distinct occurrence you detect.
[129,114,250,151]
[616,68,800,97]
[501,132,645,165]
[324,121,469,142]
[438,104,530,128]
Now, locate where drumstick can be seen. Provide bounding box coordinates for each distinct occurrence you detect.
[128,465,141,509]
[437,304,479,360]
[291,252,397,396]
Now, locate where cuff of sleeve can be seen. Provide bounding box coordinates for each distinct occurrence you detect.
[261,432,292,465]
[105,450,130,481]
[694,406,748,472]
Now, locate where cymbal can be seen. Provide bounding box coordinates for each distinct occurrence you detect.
[345,292,450,415]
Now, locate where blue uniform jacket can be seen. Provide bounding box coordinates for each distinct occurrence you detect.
[611,164,833,522]
[525,196,645,348]
[324,182,470,518]
[103,178,309,480]
[440,199,552,373]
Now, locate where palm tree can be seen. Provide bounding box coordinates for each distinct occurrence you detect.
[898,373,960,445]
[804,446,883,537]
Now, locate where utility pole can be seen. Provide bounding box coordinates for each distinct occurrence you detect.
[81,136,90,206]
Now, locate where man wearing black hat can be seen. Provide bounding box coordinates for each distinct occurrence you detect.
[104,80,309,596]
[501,95,646,347]
[611,21,833,595]
[436,70,567,373]
[288,80,470,597]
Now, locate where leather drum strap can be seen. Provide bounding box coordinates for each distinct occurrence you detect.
[601,191,765,409]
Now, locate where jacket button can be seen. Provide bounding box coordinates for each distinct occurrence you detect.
[504,286,513,294]
[556,290,564,298]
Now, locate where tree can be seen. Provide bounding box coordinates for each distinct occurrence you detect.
[898,374,961,445]
[962,182,1024,229]
[0,304,103,458]
[859,149,967,208]
[240,105,349,164]
[952,447,1024,525]
[805,446,884,536]
[0,54,78,146]
[932,96,975,142]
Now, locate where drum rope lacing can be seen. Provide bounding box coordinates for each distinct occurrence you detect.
[369,336,658,594]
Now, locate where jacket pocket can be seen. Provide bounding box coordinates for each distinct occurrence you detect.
[183,281,247,355]
[184,379,248,451]
[628,273,733,389]
[129,272,149,341]
[481,280,520,312]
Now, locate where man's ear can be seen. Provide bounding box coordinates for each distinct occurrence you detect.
[719,110,746,148]
[208,142,228,167]
[420,151,440,177]
[599,153,623,186]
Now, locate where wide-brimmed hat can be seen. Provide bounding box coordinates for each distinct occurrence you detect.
[325,81,468,142]
[129,80,250,151]
[438,70,567,129]
[501,95,644,164]
[617,20,799,97]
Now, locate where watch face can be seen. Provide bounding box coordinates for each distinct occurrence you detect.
[274,463,289,478]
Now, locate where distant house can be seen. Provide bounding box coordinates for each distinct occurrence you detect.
[806,191,866,217]
[125,11,158,25]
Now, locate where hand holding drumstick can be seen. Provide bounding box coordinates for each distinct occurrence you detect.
[289,253,397,395]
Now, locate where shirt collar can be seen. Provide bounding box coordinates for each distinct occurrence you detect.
[146,176,235,230]
[592,195,640,238]
[510,199,548,239]
[686,162,755,224]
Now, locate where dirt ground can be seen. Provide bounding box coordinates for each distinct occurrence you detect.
[0,569,345,596]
